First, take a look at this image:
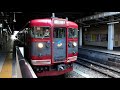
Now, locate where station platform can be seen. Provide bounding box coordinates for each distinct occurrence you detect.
[0,39,17,78]
[0,52,14,78]
[0,39,37,78]
[80,45,120,56]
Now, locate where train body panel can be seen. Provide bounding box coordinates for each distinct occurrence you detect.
[67,21,78,62]
[31,42,51,59]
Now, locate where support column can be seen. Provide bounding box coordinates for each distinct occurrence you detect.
[107,23,114,50]
[79,27,82,47]
[0,23,2,38]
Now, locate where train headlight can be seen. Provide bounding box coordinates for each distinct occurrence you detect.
[38,43,43,48]
[73,42,77,47]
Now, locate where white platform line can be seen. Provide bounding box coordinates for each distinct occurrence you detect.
[73,69,91,78]
[25,61,37,78]
[19,47,24,57]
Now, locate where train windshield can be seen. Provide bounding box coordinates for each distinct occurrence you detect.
[68,28,78,38]
[31,27,50,38]
[53,27,66,38]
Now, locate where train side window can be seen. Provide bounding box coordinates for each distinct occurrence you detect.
[29,27,50,38]
[31,27,50,38]
[29,27,35,37]
[43,28,50,37]
[68,28,78,38]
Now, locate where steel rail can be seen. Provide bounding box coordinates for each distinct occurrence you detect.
[76,57,120,78]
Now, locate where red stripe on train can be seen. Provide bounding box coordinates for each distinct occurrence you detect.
[31,56,51,60]
[68,38,78,41]
[68,52,78,57]
[31,38,51,42]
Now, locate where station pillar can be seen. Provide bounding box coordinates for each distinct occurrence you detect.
[79,27,82,47]
[107,23,114,50]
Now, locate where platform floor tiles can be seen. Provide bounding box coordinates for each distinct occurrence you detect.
[0,53,12,78]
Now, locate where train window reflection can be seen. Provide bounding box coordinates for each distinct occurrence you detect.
[68,28,78,38]
[53,27,66,38]
[31,27,50,38]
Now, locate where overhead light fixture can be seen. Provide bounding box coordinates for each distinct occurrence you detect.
[85,28,87,31]
[13,12,16,22]
[0,23,2,28]
[107,21,119,24]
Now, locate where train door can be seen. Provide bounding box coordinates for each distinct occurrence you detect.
[53,27,66,62]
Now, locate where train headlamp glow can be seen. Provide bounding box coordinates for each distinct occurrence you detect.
[38,43,43,48]
[73,42,77,47]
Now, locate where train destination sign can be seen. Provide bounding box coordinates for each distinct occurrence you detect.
[53,20,66,24]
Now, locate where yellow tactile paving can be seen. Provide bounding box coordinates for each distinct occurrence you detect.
[0,53,12,78]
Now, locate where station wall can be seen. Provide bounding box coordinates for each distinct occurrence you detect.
[83,23,120,47]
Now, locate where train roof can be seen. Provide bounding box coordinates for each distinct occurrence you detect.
[30,18,78,28]
[30,18,52,27]
[67,21,78,28]
[30,18,51,23]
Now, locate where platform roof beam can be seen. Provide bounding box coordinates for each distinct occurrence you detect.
[75,12,120,23]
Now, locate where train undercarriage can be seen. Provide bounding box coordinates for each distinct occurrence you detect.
[33,62,73,77]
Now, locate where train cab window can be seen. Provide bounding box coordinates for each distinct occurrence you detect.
[68,28,78,38]
[53,27,66,38]
[31,27,50,38]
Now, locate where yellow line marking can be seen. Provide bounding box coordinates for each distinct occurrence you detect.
[0,53,12,78]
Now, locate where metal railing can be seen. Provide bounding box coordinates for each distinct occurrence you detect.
[15,46,37,78]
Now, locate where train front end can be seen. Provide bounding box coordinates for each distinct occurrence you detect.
[29,18,78,77]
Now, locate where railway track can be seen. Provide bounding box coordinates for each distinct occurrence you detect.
[76,57,120,78]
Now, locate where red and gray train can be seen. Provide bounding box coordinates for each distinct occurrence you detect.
[16,17,78,77]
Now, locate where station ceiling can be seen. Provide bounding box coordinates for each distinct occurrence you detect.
[14,12,96,30]
[0,8,97,32]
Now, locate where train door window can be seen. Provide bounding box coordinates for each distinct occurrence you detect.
[68,28,78,38]
[53,27,66,38]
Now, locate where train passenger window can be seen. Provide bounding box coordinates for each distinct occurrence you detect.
[68,28,78,38]
[31,27,50,38]
[53,27,66,38]
[30,27,35,37]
